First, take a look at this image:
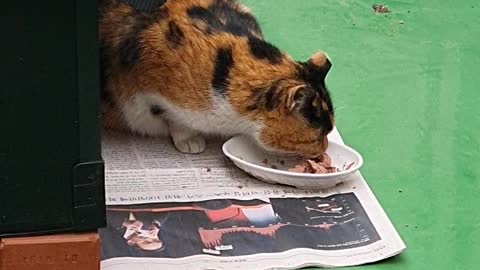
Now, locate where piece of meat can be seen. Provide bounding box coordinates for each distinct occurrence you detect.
[287,153,352,174]
[306,160,330,173]
[289,164,308,173]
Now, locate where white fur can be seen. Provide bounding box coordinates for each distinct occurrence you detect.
[122,92,262,153]
[169,121,206,154]
[121,93,169,136]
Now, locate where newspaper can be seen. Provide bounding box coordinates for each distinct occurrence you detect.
[99,127,406,270]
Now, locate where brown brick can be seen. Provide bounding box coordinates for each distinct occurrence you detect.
[0,233,99,270]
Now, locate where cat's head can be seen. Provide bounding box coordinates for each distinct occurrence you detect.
[251,51,335,158]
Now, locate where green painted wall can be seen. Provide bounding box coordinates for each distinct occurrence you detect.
[241,0,480,269]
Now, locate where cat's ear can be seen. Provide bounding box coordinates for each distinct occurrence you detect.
[286,85,306,111]
[306,51,332,79]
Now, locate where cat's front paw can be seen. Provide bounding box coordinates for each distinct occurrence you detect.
[168,121,206,154]
[173,136,206,154]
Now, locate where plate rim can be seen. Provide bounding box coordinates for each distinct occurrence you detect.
[222,136,364,180]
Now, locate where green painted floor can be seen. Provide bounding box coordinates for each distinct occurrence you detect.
[240,0,480,269]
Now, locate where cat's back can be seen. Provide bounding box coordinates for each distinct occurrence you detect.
[99,0,264,108]
[99,0,263,57]
[99,0,270,135]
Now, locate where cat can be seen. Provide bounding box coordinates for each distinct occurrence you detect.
[98,0,335,158]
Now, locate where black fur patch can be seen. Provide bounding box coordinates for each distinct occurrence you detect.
[298,90,323,128]
[117,10,166,70]
[118,0,167,13]
[117,34,142,70]
[187,6,222,34]
[297,62,334,113]
[264,83,281,111]
[298,87,334,134]
[212,48,234,96]
[297,63,335,134]
[166,21,184,48]
[187,0,262,37]
[240,12,262,36]
[245,103,258,111]
[323,91,334,113]
[245,88,266,111]
[150,105,165,115]
[247,37,282,64]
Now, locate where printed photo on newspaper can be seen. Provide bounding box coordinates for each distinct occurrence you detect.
[99,128,406,270]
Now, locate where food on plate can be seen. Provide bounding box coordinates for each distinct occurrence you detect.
[288,153,355,174]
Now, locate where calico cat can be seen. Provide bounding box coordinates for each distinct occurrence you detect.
[99,0,335,158]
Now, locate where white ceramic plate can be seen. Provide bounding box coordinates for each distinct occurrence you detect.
[222,136,363,189]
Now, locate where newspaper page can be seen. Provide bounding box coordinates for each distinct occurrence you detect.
[99,128,406,270]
